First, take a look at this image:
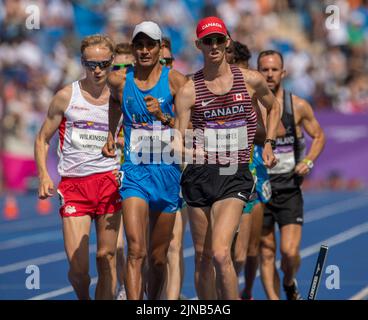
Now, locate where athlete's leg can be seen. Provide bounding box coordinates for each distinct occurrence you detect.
[62,216,92,300]
[233,213,252,275]
[123,197,149,300]
[147,211,176,300]
[188,206,217,300]
[94,212,121,300]
[243,202,265,298]
[162,207,188,299]
[260,225,280,300]
[116,214,127,292]
[211,198,244,300]
[280,224,302,286]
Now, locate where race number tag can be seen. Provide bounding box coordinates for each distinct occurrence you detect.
[130,123,171,154]
[267,145,296,174]
[204,119,248,152]
[71,121,108,152]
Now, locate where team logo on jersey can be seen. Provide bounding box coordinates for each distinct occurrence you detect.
[233,93,247,101]
[64,205,76,215]
[158,97,165,104]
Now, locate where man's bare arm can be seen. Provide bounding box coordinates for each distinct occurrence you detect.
[108,70,125,136]
[297,97,326,162]
[245,70,281,141]
[34,86,70,198]
[173,80,195,157]
[253,100,266,145]
[243,69,280,168]
[103,70,125,157]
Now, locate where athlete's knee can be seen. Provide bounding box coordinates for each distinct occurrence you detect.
[212,246,232,269]
[260,240,276,263]
[96,248,116,271]
[127,244,146,262]
[149,250,167,271]
[280,246,300,262]
[167,237,182,257]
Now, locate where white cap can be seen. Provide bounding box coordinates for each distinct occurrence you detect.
[132,21,162,42]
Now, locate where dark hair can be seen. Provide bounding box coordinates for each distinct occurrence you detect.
[232,41,251,64]
[257,50,284,69]
[114,42,132,55]
[161,37,172,52]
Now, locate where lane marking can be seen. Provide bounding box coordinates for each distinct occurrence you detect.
[349,286,368,300]
[0,245,96,275]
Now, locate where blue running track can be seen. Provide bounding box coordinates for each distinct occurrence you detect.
[0,191,367,300]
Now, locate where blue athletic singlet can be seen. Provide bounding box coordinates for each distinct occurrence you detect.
[119,66,181,213]
[122,66,176,164]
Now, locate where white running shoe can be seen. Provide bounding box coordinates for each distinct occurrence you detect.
[115,285,127,300]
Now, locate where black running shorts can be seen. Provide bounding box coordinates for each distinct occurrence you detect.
[180,164,256,207]
[263,188,304,228]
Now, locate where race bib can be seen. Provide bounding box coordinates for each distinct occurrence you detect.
[267,145,295,174]
[204,119,248,152]
[71,121,108,152]
[130,123,172,154]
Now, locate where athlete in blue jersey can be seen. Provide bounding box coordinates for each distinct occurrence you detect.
[102,21,187,300]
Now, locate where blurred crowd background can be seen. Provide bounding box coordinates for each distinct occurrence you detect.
[1,0,368,196]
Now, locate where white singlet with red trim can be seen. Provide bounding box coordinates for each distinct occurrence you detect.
[57,81,118,177]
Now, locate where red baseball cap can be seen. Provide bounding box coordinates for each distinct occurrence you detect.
[196,16,228,39]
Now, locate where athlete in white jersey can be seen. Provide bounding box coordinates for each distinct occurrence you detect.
[35,35,121,300]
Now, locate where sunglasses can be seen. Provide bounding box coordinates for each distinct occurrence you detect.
[200,36,227,46]
[82,58,113,70]
[133,39,159,50]
[112,63,134,71]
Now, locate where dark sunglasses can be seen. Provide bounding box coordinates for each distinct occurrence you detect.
[133,39,159,50]
[82,58,113,70]
[112,63,134,71]
[200,36,227,46]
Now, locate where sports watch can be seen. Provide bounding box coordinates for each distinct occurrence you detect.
[302,158,314,169]
[264,139,276,150]
[162,115,172,126]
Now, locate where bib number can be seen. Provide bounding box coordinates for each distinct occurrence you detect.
[204,119,248,152]
[267,145,296,174]
[71,121,108,152]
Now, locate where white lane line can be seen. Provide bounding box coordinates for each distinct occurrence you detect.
[0,245,97,275]
[0,216,60,234]
[3,195,368,251]
[304,196,368,223]
[0,231,62,250]
[29,278,98,300]
[349,286,368,300]
[189,221,368,300]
